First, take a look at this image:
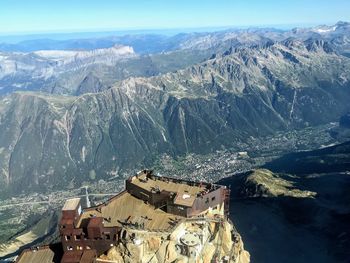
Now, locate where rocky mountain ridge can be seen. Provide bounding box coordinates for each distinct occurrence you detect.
[0,45,214,96]
[0,39,350,196]
[1,21,349,53]
[1,22,350,96]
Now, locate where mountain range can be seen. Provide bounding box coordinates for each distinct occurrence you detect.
[1,21,350,96]
[0,22,350,197]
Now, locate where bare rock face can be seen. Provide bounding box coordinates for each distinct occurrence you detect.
[99,247,124,262]
[0,45,137,95]
[99,219,250,263]
[158,241,177,262]
[75,74,105,95]
[146,236,161,252]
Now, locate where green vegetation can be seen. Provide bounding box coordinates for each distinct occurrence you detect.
[0,210,24,243]
[244,169,316,198]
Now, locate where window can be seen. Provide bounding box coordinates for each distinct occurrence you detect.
[75,235,81,241]
[105,233,111,240]
[211,196,216,201]
[77,246,83,250]
[121,230,127,240]
[67,246,73,251]
[65,235,71,241]
[86,246,91,250]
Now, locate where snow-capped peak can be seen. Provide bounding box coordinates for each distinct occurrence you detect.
[33,45,135,60]
[313,26,337,34]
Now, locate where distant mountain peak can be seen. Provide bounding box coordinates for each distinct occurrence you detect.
[336,21,350,27]
[33,44,135,60]
[304,38,334,53]
[312,25,337,34]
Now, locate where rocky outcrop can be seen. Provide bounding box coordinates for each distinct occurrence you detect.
[75,74,105,95]
[98,219,250,263]
[242,169,316,198]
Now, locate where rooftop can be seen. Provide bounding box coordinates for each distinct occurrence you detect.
[60,250,96,263]
[62,198,81,211]
[130,172,207,197]
[173,192,196,207]
[78,191,184,231]
[16,245,62,263]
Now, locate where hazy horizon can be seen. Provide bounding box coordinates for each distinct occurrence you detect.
[0,21,346,44]
[1,0,349,41]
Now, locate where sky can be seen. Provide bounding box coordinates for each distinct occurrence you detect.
[0,0,349,35]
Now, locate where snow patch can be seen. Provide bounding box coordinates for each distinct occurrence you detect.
[81,146,86,162]
[34,45,135,61]
[161,130,167,142]
[314,26,337,33]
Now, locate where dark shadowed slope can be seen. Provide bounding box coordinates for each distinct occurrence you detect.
[219,142,350,263]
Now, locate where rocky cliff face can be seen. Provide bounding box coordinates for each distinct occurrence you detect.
[0,45,211,96]
[98,219,250,263]
[0,40,350,196]
[0,45,135,95]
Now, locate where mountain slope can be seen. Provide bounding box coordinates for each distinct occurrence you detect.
[0,45,213,95]
[1,21,350,96]
[0,40,350,196]
[219,141,350,263]
[264,141,350,174]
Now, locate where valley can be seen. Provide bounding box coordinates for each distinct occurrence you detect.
[0,121,341,261]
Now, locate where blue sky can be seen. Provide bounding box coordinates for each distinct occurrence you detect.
[0,0,349,35]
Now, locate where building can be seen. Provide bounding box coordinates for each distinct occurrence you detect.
[14,245,63,263]
[126,170,230,217]
[16,170,231,263]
